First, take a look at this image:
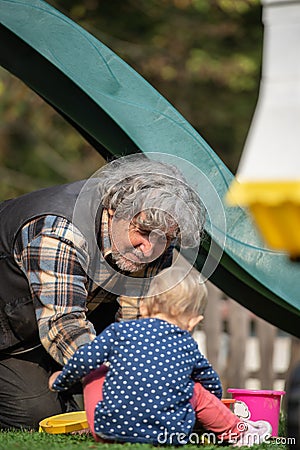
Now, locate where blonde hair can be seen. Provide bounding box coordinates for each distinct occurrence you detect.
[142,267,207,326]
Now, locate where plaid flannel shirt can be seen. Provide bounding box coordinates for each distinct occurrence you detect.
[14,211,173,365]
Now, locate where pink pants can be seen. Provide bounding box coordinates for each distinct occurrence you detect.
[82,365,241,442]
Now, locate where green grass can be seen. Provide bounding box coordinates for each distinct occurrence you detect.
[0,431,290,450]
[0,417,290,450]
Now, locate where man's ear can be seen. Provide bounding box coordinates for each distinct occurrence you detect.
[139,301,149,318]
[108,209,115,217]
[187,315,203,332]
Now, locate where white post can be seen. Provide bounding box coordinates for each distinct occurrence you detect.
[237,0,300,182]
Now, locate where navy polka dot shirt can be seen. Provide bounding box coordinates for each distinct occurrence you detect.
[53,318,222,444]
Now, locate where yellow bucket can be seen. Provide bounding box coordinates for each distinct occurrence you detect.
[39,411,89,434]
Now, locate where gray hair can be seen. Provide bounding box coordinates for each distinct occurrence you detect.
[97,155,205,248]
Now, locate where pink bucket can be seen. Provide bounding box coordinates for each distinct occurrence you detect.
[227,388,285,436]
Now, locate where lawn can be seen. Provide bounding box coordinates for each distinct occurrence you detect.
[0,430,290,450]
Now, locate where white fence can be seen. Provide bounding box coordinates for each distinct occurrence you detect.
[193,282,300,393]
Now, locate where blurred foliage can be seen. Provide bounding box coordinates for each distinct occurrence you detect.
[0,0,263,199]
[0,68,104,199]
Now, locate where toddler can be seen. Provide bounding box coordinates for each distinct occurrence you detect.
[49,266,271,446]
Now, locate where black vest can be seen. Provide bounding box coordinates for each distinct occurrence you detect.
[0,180,90,353]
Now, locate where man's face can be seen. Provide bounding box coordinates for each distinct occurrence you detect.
[108,210,175,272]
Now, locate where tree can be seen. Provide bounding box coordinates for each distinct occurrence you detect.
[0,0,263,198]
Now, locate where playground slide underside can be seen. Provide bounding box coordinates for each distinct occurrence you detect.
[1,0,299,338]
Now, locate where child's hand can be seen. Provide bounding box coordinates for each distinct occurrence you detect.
[48,371,62,391]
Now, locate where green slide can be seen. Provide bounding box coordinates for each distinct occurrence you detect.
[1,0,299,337]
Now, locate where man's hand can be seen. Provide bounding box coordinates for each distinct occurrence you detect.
[48,371,62,391]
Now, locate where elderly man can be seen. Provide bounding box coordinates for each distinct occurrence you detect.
[0,154,204,430]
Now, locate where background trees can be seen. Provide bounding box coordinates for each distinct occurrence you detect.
[0,0,263,198]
